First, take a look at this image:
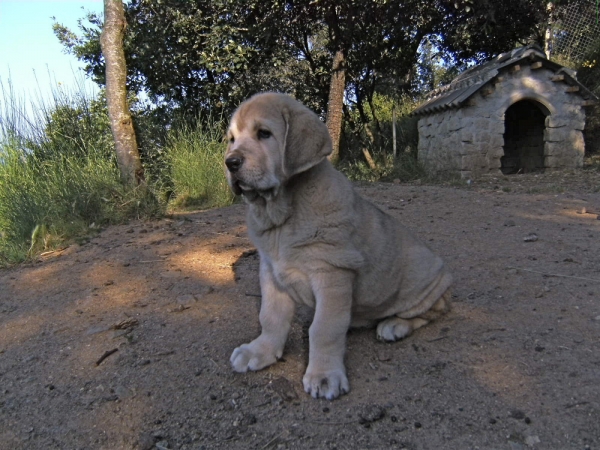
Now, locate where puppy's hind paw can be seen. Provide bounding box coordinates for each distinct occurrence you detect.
[376,317,427,342]
[302,369,349,400]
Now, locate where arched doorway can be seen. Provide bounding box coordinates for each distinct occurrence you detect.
[501,100,548,174]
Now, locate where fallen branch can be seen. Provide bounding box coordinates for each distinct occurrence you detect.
[95,348,119,366]
[303,419,358,425]
[506,267,600,283]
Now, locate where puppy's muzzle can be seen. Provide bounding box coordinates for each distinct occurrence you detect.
[225,156,244,173]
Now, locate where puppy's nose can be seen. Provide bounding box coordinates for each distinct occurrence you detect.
[225,156,243,173]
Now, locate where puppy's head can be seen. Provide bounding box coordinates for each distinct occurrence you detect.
[225,93,332,200]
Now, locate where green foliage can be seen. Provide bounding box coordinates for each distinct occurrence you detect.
[576,42,600,155]
[55,0,548,127]
[342,93,420,170]
[341,152,428,184]
[0,138,161,265]
[53,12,106,89]
[54,0,278,119]
[0,80,163,265]
[340,93,461,184]
[165,119,235,210]
[415,37,465,92]
[433,0,548,63]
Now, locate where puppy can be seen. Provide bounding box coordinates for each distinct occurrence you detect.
[226,93,452,400]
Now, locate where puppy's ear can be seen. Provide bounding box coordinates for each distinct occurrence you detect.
[282,104,332,177]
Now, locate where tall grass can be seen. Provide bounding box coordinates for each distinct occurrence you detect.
[0,78,162,265]
[166,119,235,210]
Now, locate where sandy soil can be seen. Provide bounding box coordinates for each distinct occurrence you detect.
[1,170,599,450]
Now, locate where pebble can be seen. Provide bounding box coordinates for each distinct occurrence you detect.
[594,315,600,321]
[137,433,155,450]
[155,440,169,450]
[509,409,526,420]
[358,404,386,424]
[504,219,516,227]
[523,233,538,242]
[114,385,133,399]
[176,294,197,306]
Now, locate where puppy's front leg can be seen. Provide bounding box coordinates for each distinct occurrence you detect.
[303,270,353,400]
[231,260,295,372]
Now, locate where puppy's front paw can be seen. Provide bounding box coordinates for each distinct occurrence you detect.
[302,368,349,400]
[230,340,280,372]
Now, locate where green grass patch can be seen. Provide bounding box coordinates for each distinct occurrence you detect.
[341,152,430,183]
[0,140,161,265]
[0,78,163,265]
[166,120,235,210]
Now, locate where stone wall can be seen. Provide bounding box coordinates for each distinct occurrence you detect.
[418,64,587,178]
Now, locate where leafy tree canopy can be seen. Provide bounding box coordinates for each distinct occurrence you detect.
[54,0,548,125]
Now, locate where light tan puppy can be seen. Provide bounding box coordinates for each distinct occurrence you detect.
[226,93,452,400]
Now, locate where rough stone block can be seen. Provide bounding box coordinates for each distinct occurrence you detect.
[572,132,585,154]
[459,142,480,156]
[544,127,569,142]
[487,156,502,169]
[546,116,567,128]
[461,154,487,169]
[448,116,462,132]
[489,134,504,148]
[487,146,505,159]
[474,131,491,145]
[545,155,577,168]
[544,142,562,156]
[461,131,475,143]
[488,121,505,134]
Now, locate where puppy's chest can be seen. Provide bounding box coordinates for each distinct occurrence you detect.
[271,258,315,307]
[252,222,326,307]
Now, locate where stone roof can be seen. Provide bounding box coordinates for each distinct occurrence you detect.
[412,44,596,116]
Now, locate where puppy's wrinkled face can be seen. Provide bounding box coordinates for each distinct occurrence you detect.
[225,101,287,200]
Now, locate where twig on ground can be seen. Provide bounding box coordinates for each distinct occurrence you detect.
[506,267,600,283]
[261,433,284,449]
[95,348,119,366]
[303,419,357,425]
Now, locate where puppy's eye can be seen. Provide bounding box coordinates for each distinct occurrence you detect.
[257,129,272,140]
[228,136,235,144]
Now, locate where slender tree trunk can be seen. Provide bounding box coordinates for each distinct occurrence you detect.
[326,49,346,164]
[362,123,378,171]
[392,104,397,158]
[100,0,144,186]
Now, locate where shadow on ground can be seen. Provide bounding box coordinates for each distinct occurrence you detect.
[1,177,599,449]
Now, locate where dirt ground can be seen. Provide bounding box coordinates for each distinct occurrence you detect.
[1,170,600,450]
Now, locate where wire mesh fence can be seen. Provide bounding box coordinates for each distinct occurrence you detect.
[549,0,600,63]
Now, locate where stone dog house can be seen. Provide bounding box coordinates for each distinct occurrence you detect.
[413,45,596,178]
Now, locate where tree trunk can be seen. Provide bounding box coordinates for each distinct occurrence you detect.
[100,0,144,186]
[326,49,346,164]
[362,123,378,171]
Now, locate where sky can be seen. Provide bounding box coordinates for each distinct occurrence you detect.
[0,0,103,106]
